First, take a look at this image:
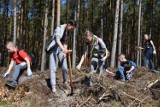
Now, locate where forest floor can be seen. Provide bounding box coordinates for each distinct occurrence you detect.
[0,66,160,107]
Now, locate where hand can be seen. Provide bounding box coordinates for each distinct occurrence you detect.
[101,56,107,61]
[27,69,32,77]
[3,72,9,78]
[63,52,67,58]
[76,64,81,70]
[106,51,110,58]
[136,46,143,50]
[153,50,156,55]
[126,71,130,74]
[62,48,68,54]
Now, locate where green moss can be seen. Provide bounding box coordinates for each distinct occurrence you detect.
[23,98,37,107]
[0,101,11,106]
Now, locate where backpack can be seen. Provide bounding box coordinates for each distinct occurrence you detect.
[45,36,54,54]
[17,49,36,65]
[129,61,137,71]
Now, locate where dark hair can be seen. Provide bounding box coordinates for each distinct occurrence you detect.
[67,20,77,27]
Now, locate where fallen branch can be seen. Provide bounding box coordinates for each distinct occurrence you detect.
[78,96,91,107]
[144,79,159,90]
[98,92,110,101]
[140,96,150,104]
[128,91,147,107]
[122,92,141,102]
[88,101,95,107]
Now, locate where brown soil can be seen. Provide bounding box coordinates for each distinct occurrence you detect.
[0,67,160,107]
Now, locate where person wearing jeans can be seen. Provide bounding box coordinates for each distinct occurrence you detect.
[47,20,76,93]
[137,34,156,70]
[3,42,33,86]
[105,54,137,81]
[76,30,109,75]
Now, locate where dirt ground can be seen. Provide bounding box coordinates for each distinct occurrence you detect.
[0,66,160,107]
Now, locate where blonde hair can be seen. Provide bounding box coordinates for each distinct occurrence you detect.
[6,42,16,48]
[84,30,93,37]
[118,54,125,59]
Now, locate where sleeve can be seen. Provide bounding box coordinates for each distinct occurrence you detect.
[98,38,107,49]
[129,61,137,69]
[19,50,29,59]
[54,26,62,40]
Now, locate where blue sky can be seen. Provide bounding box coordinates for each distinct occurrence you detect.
[61,0,67,5]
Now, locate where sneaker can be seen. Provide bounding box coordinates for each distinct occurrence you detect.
[63,81,70,90]
[126,74,132,80]
[27,74,32,78]
[6,80,17,88]
[53,91,59,97]
[52,86,57,93]
[151,70,160,74]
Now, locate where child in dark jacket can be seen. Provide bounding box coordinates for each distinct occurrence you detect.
[106,54,137,81]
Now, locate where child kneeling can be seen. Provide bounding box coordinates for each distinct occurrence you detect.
[106,54,137,81]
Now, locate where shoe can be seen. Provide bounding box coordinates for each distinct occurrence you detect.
[52,86,57,93]
[151,70,160,74]
[63,81,70,90]
[27,74,32,78]
[53,91,59,97]
[126,74,132,80]
[5,80,17,88]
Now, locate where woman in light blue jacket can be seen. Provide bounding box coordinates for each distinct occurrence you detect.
[47,20,76,94]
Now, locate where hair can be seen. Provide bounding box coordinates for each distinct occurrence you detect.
[6,41,16,48]
[84,30,93,37]
[144,34,151,39]
[67,20,77,27]
[118,54,125,59]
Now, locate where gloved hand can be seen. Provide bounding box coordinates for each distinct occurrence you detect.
[76,64,81,70]
[27,69,33,77]
[3,72,9,78]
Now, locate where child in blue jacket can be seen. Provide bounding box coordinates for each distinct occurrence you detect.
[106,54,137,81]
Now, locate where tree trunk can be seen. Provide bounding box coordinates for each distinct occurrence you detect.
[41,0,48,71]
[72,0,80,69]
[13,0,17,44]
[110,0,120,68]
[137,0,142,66]
[66,0,69,22]
[57,0,60,26]
[100,9,104,39]
[118,0,123,66]
[51,0,55,36]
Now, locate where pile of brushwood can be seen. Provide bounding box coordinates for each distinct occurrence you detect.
[0,67,160,107]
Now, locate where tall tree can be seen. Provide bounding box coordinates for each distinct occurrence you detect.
[111,0,120,67]
[118,0,123,66]
[66,0,69,22]
[13,0,17,44]
[41,0,48,71]
[137,0,142,66]
[57,0,60,25]
[100,9,104,39]
[51,0,55,36]
[72,0,80,69]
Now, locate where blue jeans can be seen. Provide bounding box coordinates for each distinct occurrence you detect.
[12,62,27,84]
[143,48,154,70]
[49,51,68,87]
[88,57,106,74]
[116,66,133,80]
